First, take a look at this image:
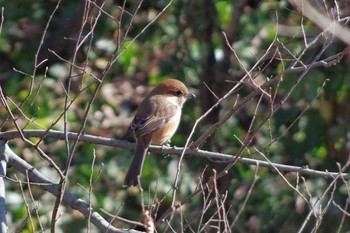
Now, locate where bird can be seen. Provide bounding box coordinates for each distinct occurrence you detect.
[123,79,195,187]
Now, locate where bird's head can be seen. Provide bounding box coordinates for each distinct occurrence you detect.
[151,79,195,106]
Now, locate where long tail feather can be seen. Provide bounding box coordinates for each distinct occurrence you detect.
[123,144,148,187]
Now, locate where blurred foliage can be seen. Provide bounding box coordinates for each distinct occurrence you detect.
[1,0,350,232]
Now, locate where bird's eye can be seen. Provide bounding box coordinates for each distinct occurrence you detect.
[174,90,183,96]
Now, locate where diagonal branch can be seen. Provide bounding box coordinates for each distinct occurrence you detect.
[2,142,142,233]
[288,0,350,45]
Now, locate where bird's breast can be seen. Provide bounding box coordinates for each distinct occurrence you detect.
[151,109,182,145]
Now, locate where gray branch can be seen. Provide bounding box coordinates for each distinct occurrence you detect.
[1,129,349,179]
[2,142,142,233]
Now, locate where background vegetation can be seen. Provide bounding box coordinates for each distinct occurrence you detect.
[0,0,350,232]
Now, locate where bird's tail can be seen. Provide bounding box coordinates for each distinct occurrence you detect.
[123,144,148,187]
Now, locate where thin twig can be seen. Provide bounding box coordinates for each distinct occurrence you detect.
[52,2,103,231]
[0,87,63,177]
[15,175,35,232]
[230,163,260,229]
[87,149,97,232]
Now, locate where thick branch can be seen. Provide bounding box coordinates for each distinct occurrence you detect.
[1,130,349,180]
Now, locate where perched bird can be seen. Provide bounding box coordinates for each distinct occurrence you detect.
[123,79,195,187]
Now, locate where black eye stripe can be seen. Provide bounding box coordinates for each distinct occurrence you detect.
[174,90,183,96]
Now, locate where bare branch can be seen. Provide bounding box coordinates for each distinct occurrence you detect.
[191,45,347,149]
[289,0,350,45]
[1,130,349,180]
[0,87,63,177]
[3,142,141,233]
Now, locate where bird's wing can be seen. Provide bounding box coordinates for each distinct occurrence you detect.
[134,115,169,137]
[133,101,178,137]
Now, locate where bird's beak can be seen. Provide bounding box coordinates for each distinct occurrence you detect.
[187,92,196,99]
